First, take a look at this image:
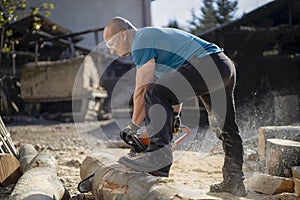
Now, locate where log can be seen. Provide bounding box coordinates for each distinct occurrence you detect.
[292,166,300,197]
[0,153,21,186]
[80,153,221,200]
[292,166,300,179]
[258,126,300,160]
[10,144,69,200]
[295,178,300,197]
[18,143,38,173]
[247,173,294,195]
[266,139,300,177]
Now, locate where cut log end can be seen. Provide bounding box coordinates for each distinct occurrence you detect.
[0,153,21,186]
[266,139,300,177]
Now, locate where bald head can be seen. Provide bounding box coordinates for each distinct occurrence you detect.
[103,17,136,40]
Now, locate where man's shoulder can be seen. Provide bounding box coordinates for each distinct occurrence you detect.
[136,27,161,35]
[133,27,161,47]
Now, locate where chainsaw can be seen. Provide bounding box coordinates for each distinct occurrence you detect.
[77,123,190,193]
[120,123,191,155]
[78,108,190,193]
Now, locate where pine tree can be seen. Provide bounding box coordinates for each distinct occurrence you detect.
[216,0,238,24]
[190,0,217,35]
[167,19,180,29]
[189,0,238,34]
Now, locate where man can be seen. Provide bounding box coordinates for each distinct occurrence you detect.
[103,16,246,196]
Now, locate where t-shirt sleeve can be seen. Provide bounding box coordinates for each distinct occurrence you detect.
[132,48,156,69]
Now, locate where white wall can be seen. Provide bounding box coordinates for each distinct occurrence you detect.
[49,0,152,49]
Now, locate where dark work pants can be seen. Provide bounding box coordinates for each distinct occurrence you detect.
[144,52,244,180]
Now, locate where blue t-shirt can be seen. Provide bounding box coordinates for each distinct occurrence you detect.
[131,27,223,77]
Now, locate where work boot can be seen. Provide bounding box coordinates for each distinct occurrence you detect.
[210,178,246,197]
[118,146,173,176]
[120,155,171,177]
[149,164,172,177]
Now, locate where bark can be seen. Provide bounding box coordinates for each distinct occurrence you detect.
[266,139,300,178]
[10,144,69,200]
[0,153,21,186]
[80,152,217,200]
[18,143,38,173]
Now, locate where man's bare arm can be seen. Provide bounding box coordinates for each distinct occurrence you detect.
[132,58,155,126]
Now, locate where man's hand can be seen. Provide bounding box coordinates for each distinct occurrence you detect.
[120,121,140,144]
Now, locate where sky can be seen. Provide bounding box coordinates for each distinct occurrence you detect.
[151,0,274,29]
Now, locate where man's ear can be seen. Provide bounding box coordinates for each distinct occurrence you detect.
[121,30,127,41]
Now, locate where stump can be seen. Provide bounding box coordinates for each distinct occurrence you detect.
[266,139,300,177]
[258,126,300,160]
[0,153,21,186]
[10,144,68,200]
[80,153,220,200]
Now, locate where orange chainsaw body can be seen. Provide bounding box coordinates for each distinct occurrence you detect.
[138,126,191,147]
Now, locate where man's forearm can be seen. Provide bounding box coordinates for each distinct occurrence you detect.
[131,84,150,126]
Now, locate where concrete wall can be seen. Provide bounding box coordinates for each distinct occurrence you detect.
[49,0,152,48]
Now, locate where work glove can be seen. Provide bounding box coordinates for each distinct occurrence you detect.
[173,112,181,134]
[120,121,140,144]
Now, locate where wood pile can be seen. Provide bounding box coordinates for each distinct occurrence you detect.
[248,126,300,197]
[0,143,69,200]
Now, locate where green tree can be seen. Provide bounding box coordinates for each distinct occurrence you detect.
[216,0,238,24]
[189,0,238,34]
[167,19,181,29]
[0,0,54,65]
[190,0,217,35]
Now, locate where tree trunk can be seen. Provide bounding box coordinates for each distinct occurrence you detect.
[10,144,69,200]
[18,143,38,173]
[80,152,219,200]
[0,153,21,186]
[258,126,300,161]
[266,139,300,178]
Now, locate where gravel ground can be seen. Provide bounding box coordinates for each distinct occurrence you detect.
[0,117,299,200]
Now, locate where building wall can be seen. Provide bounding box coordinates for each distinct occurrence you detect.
[49,0,152,48]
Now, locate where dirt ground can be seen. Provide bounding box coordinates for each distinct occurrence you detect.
[0,117,299,200]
